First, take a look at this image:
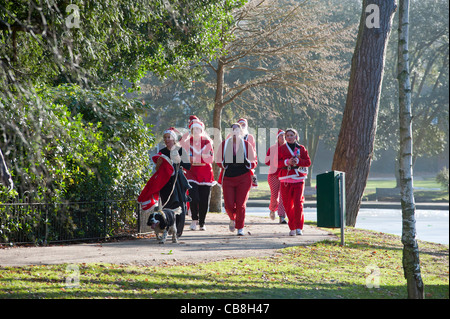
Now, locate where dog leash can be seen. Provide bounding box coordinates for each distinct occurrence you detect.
[159,161,181,210]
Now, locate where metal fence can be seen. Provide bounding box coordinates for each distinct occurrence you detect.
[0,200,142,245]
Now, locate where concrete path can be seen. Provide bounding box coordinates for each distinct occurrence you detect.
[0,213,334,267]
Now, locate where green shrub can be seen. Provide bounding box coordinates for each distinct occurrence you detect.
[1,84,154,202]
[436,167,449,191]
[1,84,154,243]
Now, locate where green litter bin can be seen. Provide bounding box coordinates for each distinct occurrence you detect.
[316,171,345,228]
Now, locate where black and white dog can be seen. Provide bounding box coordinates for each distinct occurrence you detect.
[147,207,180,244]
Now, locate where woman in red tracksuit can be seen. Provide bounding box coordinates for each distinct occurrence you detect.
[216,122,257,236]
[277,128,311,236]
[265,129,287,223]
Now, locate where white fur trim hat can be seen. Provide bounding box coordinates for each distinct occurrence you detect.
[277,129,285,137]
[188,115,205,131]
[237,118,248,127]
[163,127,178,141]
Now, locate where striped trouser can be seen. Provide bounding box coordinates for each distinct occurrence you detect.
[267,173,286,217]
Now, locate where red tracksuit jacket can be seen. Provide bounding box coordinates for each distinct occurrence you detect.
[277,143,311,182]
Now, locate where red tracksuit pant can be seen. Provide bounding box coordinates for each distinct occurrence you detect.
[222,172,252,229]
[280,181,305,230]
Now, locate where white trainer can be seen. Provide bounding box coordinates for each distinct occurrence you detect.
[269,211,275,220]
[229,220,235,232]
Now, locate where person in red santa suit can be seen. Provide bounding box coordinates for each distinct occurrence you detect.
[237,118,256,148]
[277,128,311,236]
[181,116,215,231]
[216,122,257,236]
[265,129,287,224]
[237,118,258,187]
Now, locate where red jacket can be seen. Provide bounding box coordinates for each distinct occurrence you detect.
[137,153,174,211]
[265,143,281,175]
[277,143,311,182]
[184,136,216,186]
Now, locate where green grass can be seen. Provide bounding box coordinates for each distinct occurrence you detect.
[254,177,442,192]
[0,226,448,299]
[364,178,442,191]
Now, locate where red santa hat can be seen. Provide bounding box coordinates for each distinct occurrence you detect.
[277,129,285,137]
[188,115,205,131]
[237,118,248,127]
[163,127,179,141]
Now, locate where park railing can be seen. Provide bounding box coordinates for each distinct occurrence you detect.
[0,199,143,245]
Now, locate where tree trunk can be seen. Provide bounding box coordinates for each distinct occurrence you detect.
[332,0,397,226]
[209,58,225,213]
[397,0,425,299]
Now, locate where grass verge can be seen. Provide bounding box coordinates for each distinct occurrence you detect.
[0,226,448,299]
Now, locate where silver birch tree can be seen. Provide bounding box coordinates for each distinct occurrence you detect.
[397,0,425,299]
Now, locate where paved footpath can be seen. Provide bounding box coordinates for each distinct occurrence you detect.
[0,213,334,267]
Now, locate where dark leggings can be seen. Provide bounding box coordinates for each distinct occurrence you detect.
[189,183,211,227]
